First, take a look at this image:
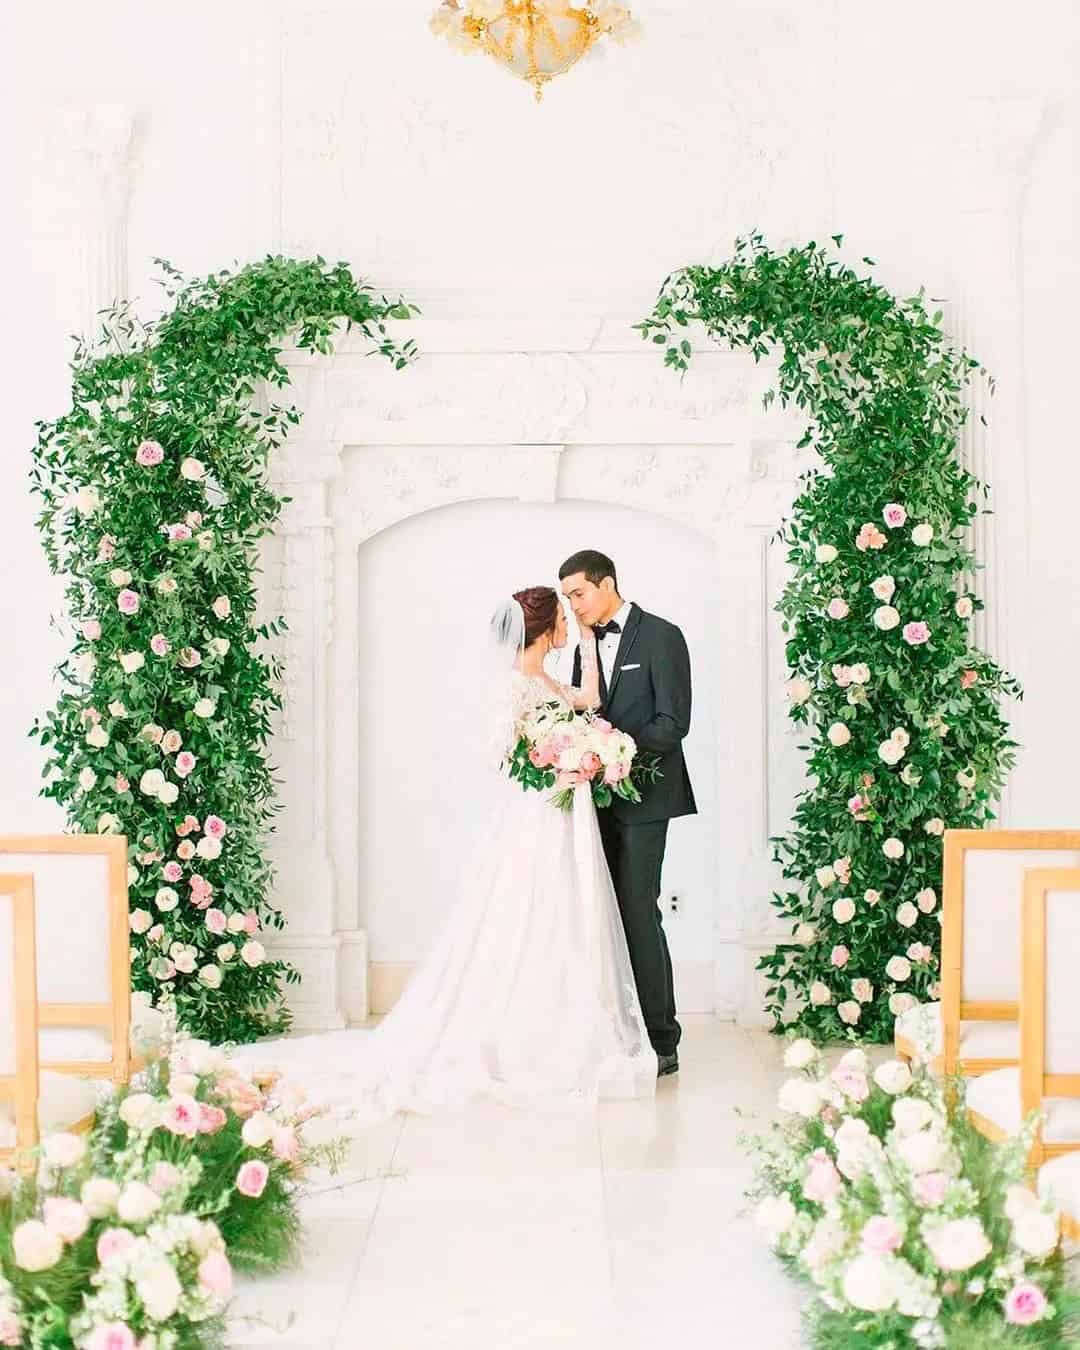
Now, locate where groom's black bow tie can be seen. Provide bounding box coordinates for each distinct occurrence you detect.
[594,620,622,641]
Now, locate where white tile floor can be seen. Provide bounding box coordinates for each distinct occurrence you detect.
[228,1016,808,1349]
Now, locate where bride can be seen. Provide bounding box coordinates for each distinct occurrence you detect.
[232,585,657,1118]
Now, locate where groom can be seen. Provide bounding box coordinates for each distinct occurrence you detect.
[559,549,696,1077]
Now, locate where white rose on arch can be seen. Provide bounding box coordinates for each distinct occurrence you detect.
[832,897,856,924]
[911,523,934,547]
[814,544,838,564]
[785,677,812,705]
[180,457,206,481]
[886,955,911,982]
[883,837,905,860]
[827,722,851,747]
[873,605,901,631]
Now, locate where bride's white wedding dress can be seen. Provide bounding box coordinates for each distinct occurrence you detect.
[231,670,657,1119]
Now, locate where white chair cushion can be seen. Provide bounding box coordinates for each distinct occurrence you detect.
[1038,1152,1080,1218]
[0,1072,101,1148]
[895,1002,1018,1061]
[967,1067,1080,1143]
[39,999,167,1065]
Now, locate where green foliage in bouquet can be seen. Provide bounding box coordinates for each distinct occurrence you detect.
[640,232,1020,1042]
[28,256,417,1042]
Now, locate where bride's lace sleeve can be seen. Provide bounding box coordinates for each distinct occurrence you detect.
[559,633,601,711]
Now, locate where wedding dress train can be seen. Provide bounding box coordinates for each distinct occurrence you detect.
[230,673,657,1120]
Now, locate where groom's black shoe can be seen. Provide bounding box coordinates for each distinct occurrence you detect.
[657,1052,679,1078]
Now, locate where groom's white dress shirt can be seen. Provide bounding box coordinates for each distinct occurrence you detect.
[597,599,634,690]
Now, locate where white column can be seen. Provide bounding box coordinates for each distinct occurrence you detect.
[946,96,1046,824]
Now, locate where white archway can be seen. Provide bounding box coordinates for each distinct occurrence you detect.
[259,323,820,1030]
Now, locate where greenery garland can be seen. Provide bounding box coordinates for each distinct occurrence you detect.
[29,258,416,1042]
[640,233,1020,1042]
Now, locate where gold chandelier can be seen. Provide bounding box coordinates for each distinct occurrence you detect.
[430,0,640,102]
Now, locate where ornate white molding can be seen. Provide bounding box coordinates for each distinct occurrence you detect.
[30,103,137,344]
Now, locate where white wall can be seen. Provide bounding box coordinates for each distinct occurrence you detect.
[4,0,1079,1021]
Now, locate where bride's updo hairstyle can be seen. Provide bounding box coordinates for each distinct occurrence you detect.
[514,586,560,648]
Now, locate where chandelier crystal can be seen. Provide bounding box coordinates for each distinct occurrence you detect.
[430,0,640,102]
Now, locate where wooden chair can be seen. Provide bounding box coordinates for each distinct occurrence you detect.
[0,872,100,1167]
[966,868,1080,1240]
[0,874,40,1165]
[894,830,1080,1077]
[0,835,131,1086]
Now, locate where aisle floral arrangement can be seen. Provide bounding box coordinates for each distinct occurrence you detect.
[0,1018,348,1348]
[745,1041,1079,1348]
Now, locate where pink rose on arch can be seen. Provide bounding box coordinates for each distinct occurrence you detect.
[135,440,165,467]
[115,774,130,793]
[175,752,197,778]
[830,945,850,969]
[902,621,931,646]
[826,597,849,620]
[244,911,260,936]
[185,511,203,527]
[856,522,887,552]
[205,908,227,936]
[176,814,201,837]
[204,815,227,839]
[883,502,908,529]
[117,589,140,615]
[162,861,183,883]
[82,619,102,640]
[150,633,170,656]
[848,793,870,819]
[176,840,196,861]
[236,1160,269,1198]
[803,1149,842,1204]
[198,1103,228,1134]
[97,534,116,562]
[167,523,193,542]
[862,1215,903,1256]
[179,647,202,669]
[1004,1283,1048,1326]
[961,669,978,689]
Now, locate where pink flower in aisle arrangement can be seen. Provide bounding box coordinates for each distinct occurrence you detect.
[236,1160,269,1198]
[1004,1283,1049,1326]
[198,1103,228,1134]
[85,1322,138,1350]
[198,1250,234,1300]
[831,1064,870,1103]
[135,439,165,467]
[912,1171,949,1208]
[162,1094,200,1138]
[96,1227,135,1265]
[803,1149,843,1203]
[902,621,931,646]
[861,1215,903,1256]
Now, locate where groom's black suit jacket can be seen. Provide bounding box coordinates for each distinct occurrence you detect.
[572,603,697,825]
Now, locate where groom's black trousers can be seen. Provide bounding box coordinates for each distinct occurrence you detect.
[597,813,681,1058]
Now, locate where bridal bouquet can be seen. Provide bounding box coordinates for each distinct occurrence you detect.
[744,1043,1079,1348]
[505,704,660,811]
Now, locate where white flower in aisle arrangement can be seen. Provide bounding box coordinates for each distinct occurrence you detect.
[741,1048,1073,1345]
